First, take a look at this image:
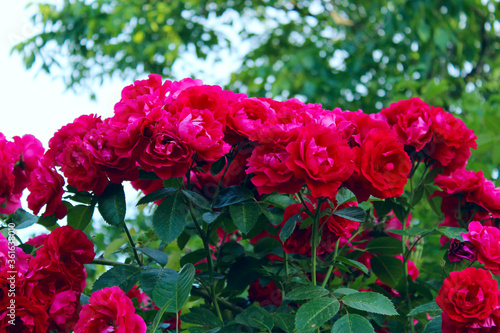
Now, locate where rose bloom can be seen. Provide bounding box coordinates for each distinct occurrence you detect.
[27,156,67,219]
[437,267,500,332]
[248,278,282,307]
[348,129,411,201]
[247,144,303,195]
[286,123,355,199]
[226,97,276,140]
[381,97,433,151]
[463,221,500,274]
[0,295,49,333]
[9,134,45,194]
[74,286,147,333]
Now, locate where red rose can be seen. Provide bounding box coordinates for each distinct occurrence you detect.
[470,179,500,218]
[0,133,16,204]
[9,134,45,194]
[74,286,147,333]
[247,144,303,195]
[286,123,355,199]
[227,97,276,140]
[0,296,49,333]
[463,222,500,274]
[248,278,282,307]
[381,97,433,151]
[27,157,67,219]
[424,106,477,174]
[437,267,499,330]
[325,200,360,239]
[349,129,411,201]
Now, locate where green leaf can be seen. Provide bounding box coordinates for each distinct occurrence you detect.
[181,307,223,328]
[370,255,404,288]
[262,206,285,226]
[136,188,177,206]
[436,227,466,241]
[152,192,188,244]
[97,182,126,226]
[134,247,169,267]
[273,313,295,333]
[423,316,442,333]
[37,214,58,229]
[341,292,398,316]
[331,314,375,333]
[333,207,366,222]
[408,301,441,317]
[235,306,274,331]
[182,189,211,211]
[152,264,195,312]
[335,257,369,274]
[11,209,38,229]
[138,169,161,180]
[91,265,140,293]
[263,193,297,209]
[285,285,330,301]
[332,288,359,297]
[210,156,226,176]
[366,237,402,255]
[202,211,221,224]
[140,267,177,299]
[180,249,206,267]
[213,186,254,208]
[296,297,340,333]
[335,187,357,206]
[67,204,94,231]
[280,213,302,242]
[410,185,425,207]
[229,202,261,234]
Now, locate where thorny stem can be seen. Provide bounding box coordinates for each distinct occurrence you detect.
[123,222,143,267]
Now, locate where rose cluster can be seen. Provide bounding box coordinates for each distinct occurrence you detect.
[0,226,95,332]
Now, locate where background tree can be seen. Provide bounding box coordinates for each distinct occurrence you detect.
[14,0,500,176]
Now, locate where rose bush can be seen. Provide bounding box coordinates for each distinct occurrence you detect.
[1,74,500,332]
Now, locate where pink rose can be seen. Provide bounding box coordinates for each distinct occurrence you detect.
[48,290,81,333]
[463,221,500,274]
[9,134,45,194]
[74,286,147,333]
[227,97,276,140]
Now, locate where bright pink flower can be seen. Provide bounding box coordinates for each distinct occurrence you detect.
[0,133,16,204]
[48,290,81,333]
[381,97,433,151]
[470,179,500,218]
[177,106,227,161]
[0,192,22,215]
[227,97,276,140]
[285,123,355,199]
[463,222,500,274]
[27,157,67,219]
[9,134,45,194]
[247,144,303,195]
[74,286,147,333]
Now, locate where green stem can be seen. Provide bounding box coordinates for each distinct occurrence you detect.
[297,192,314,217]
[90,258,131,266]
[123,222,143,267]
[311,198,324,286]
[186,200,223,323]
[322,238,340,288]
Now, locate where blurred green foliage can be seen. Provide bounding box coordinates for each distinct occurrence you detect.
[13,0,500,174]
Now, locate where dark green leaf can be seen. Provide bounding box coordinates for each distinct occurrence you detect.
[91,265,140,293]
[273,313,295,333]
[423,316,442,333]
[285,285,330,300]
[235,306,274,331]
[97,183,126,226]
[138,169,161,179]
[370,255,404,288]
[411,185,425,207]
[366,237,402,255]
[263,193,297,209]
[152,264,195,312]
[181,307,223,328]
[229,202,261,234]
[262,206,285,226]
[333,207,366,222]
[332,288,359,297]
[67,204,94,231]
[180,249,206,267]
[37,214,58,228]
[202,211,221,224]
[137,188,177,206]
[80,294,90,306]
[210,156,226,176]
[295,297,340,333]
[335,187,357,206]
[135,248,169,267]
[280,213,302,242]
[373,200,392,218]
[335,257,369,274]
[11,209,38,229]
[213,186,254,208]
[331,314,375,333]
[152,192,188,244]
[408,301,441,317]
[182,189,211,211]
[341,292,398,316]
[436,227,466,241]
[140,267,178,300]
